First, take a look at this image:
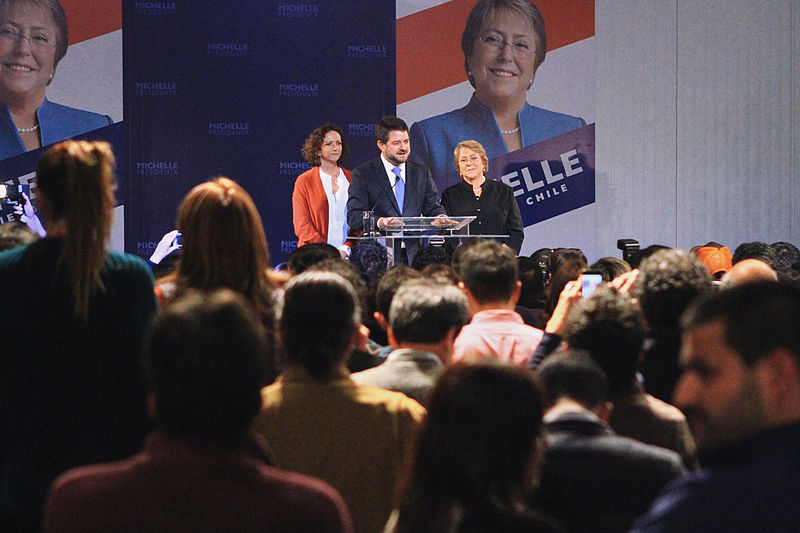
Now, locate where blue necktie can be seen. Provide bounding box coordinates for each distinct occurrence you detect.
[392,166,404,214]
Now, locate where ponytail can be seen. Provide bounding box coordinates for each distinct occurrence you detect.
[36,141,115,321]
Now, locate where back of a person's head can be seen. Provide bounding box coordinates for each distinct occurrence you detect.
[544,259,586,317]
[732,241,780,270]
[549,248,587,276]
[771,241,800,272]
[280,271,360,379]
[536,350,609,410]
[146,289,267,438]
[517,256,545,309]
[286,242,340,275]
[176,177,271,301]
[411,244,453,271]
[35,140,115,320]
[349,240,389,282]
[307,257,371,325]
[419,263,460,285]
[389,280,470,345]
[633,249,712,336]
[682,280,800,368]
[456,240,518,303]
[376,265,423,318]
[563,286,644,396]
[398,360,544,526]
[589,257,631,282]
[719,258,777,289]
[0,221,39,252]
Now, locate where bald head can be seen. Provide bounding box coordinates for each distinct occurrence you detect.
[720,259,777,289]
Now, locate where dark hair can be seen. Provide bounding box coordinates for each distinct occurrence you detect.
[682,280,800,367]
[590,257,631,282]
[770,241,800,272]
[0,221,39,251]
[375,265,423,318]
[536,350,609,409]
[394,360,545,532]
[287,242,340,275]
[633,249,713,337]
[280,271,360,380]
[36,140,115,320]
[732,241,781,271]
[517,256,546,309]
[420,263,460,285]
[349,240,389,283]
[146,289,267,437]
[549,248,587,277]
[307,257,369,323]
[411,244,453,271]
[389,280,470,345]
[376,116,408,144]
[771,241,800,272]
[563,286,644,396]
[0,0,69,68]
[544,258,585,319]
[456,240,518,303]
[300,123,350,166]
[461,0,547,87]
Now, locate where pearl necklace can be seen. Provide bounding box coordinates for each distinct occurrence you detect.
[17,123,39,133]
[500,125,520,135]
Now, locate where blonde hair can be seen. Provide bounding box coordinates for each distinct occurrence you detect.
[453,139,489,175]
[35,140,115,320]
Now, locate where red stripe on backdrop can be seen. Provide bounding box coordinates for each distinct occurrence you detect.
[397,0,594,104]
[61,0,121,45]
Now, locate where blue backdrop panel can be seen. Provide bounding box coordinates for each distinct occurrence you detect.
[0,123,125,224]
[124,1,396,263]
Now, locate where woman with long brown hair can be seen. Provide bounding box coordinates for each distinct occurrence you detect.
[155,177,282,379]
[0,140,157,530]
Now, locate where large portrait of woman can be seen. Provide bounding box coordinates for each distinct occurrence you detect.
[0,0,120,160]
[398,0,594,191]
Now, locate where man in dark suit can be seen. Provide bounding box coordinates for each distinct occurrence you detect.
[347,116,445,264]
[533,351,685,533]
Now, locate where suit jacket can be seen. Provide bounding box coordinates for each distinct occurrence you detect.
[292,166,352,247]
[43,430,353,533]
[534,409,685,533]
[346,157,444,262]
[253,366,426,533]
[0,99,113,159]
[609,384,699,470]
[350,348,444,407]
[441,178,524,253]
[347,156,444,226]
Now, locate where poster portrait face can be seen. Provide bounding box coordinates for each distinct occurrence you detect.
[0,2,60,104]
[0,0,120,161]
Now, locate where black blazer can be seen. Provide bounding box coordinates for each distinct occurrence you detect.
[441,178,524,253]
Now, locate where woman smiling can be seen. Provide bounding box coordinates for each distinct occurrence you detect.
[0,0,112,158]
[410,0,585,188]
[441,139,523,253]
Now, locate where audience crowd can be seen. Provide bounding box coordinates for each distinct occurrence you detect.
[1,139,800,532]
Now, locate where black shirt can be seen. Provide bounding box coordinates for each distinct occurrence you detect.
[441,178,524,253]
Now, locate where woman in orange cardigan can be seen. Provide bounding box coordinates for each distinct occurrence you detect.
[292,124,353,253]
